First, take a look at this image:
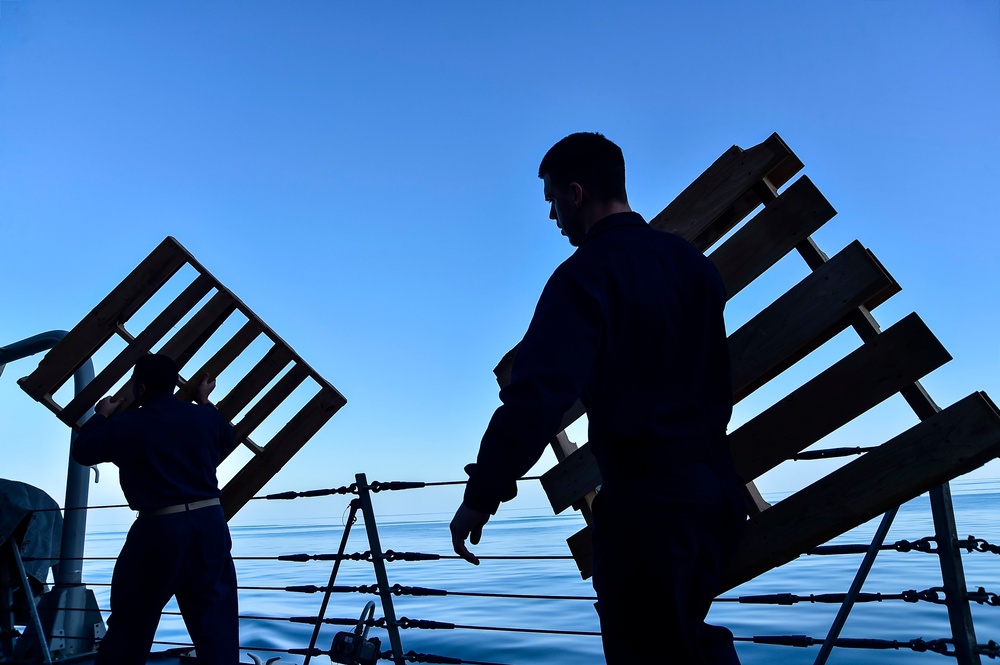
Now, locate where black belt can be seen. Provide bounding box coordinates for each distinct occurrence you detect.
[139,497,220,518]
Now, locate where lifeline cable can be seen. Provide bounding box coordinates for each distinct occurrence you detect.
[17,475,1000,663]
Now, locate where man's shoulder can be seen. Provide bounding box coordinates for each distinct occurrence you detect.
[140,396,224,421]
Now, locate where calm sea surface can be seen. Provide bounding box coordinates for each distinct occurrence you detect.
[79,482,1000,665]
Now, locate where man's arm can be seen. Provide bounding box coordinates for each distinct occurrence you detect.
[71,396,123,467]
[452,264,601,562]
[196,374,239,460]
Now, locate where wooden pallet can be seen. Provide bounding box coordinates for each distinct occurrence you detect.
[497,133,1000,590]
[17,237,347,519]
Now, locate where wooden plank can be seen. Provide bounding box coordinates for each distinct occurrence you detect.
[566,526,593,580]
[541,443,602,515]
[101,291,241,413]
[221,387,348,518]
[215,344,294,422]
[729,313,952,483]
[157,290,238,370]
[233,363,311,442]
[174,320,263,403]
[709,176,836,299]
[551,431,596,522]
[563,393,1000,582]
[743,482,771,515]
[18,238,189,402]
[722,392,1000,591]
[729,241,897,403]
[58,274,215,425]
[649,133,804,252]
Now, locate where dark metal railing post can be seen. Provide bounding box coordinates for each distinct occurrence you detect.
[355,473,406,665]
[303,497,360,665]
[928,483,981,664]
[813,507,898,665]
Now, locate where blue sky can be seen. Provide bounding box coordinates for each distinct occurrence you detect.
[1,1,998,526]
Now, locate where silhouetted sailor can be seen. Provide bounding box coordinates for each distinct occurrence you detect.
[73,353,239,665]
[451,132,747,664]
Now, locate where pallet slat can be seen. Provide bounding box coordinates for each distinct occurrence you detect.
[215,345,294,423]
[541,443,602,515]
[650,133,804,251]
[174,320,264,404]
[730,313,952,482]
[221,388,347,518]
[59,274,216,425]
[709,176,836,299]
[18,238,189,401]
[233,364,311,443]
[729,241,897,402]
[722,392,1000,591]
[158,290,238,370]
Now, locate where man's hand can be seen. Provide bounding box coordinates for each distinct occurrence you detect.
[94,396,122,417]
[196,374,216,406]
[450,502,490,565]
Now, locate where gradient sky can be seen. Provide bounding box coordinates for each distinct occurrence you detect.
[1,1,998,527]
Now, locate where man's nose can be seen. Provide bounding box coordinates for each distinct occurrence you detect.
[549,203,557,220]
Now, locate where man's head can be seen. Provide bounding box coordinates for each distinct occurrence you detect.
[538,132,630,246]
[131,353,178,404]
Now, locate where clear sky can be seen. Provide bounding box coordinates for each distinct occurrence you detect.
[1,1,998,527]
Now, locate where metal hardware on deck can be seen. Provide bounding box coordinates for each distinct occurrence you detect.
[329,601,380,665]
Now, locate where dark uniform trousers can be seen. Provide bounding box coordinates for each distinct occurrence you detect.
[592,489,746,665]
[95,505,239,665]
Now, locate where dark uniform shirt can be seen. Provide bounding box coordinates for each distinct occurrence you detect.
[72,395,237,512]
[464,211,738,514]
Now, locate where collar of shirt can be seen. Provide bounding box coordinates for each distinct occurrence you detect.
[580,211,647,245]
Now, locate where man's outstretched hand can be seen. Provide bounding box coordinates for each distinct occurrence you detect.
[450,502,491,565]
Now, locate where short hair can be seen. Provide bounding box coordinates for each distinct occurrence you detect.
[538,132,627,203]
[133,354,178,398]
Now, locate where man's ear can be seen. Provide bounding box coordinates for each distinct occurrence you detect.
[569,182,584,209]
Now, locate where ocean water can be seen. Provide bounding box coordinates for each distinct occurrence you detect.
[78,483,1000,665]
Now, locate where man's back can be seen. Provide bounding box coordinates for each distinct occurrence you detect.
[513,212,735,499]
[72,395,237,511]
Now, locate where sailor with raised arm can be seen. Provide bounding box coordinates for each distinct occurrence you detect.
[73,353,240,665]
